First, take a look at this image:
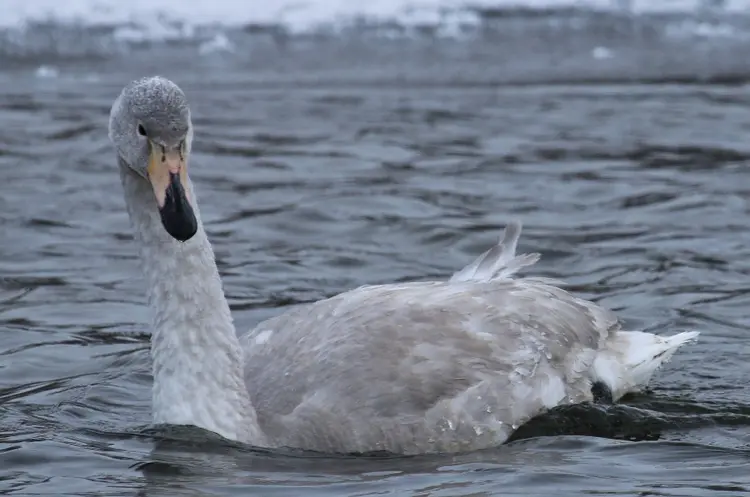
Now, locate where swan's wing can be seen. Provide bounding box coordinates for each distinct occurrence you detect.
[242,278,618,454]
[449,221,563,286]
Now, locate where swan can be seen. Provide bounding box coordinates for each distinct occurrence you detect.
[109,76,700,455]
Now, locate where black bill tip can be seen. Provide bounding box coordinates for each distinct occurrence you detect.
[159,172,198,242]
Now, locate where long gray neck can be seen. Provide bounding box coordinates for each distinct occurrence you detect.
[119,159,265,446]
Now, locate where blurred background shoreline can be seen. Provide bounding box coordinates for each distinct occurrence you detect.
[3,0,750,86]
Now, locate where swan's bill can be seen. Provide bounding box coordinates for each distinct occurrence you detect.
[146,142,197,242]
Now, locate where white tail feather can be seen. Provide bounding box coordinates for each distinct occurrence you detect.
[592,330,700,400]
[450,221,541,283]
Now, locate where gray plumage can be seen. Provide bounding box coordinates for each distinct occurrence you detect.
[109,76,700,455]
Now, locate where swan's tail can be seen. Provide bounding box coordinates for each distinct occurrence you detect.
[591,330,700,400]
[450,221,541,283]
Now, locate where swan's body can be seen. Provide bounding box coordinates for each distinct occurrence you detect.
[110,76,699,455]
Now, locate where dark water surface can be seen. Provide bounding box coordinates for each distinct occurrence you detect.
[2,37,750,496]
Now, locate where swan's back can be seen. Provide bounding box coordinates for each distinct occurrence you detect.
[242,277,618,454]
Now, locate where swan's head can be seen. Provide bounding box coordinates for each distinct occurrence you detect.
[109,76,197,242]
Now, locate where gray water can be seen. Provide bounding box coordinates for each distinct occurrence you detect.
[2,8,750,496]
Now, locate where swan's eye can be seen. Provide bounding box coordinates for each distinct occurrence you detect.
[137,124,147,137]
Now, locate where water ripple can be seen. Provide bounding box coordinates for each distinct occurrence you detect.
[0,67,749,496]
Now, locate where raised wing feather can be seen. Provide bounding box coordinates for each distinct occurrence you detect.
[450,221,541,283]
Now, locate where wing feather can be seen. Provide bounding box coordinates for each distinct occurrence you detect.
[450,221,540,283]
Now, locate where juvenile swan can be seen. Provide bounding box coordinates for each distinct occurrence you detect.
[110,76,699,455]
